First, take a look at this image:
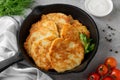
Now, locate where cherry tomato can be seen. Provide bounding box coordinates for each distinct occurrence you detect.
[97,64,108,76]
[88,73,100,80]
[102,76,113,80]
[110,68,120,80]
[105,57,117,68]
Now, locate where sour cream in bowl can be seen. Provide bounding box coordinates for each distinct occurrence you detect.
[85,0,113,17]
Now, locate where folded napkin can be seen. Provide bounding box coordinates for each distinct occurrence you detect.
[0,16,53,80]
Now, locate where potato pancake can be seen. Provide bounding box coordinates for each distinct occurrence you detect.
[48,38,84,72]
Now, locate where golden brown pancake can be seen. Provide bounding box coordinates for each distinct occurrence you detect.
[30,20,59,37]
[31,37,56,70]
[24,23,58,57]
[72,20,90,38]
[41,13,73,32]
[60,23,79,41]
[41,13,72,24]
[48,38,84,72]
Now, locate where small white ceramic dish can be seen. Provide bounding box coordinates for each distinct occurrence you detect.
[85,0,113,17]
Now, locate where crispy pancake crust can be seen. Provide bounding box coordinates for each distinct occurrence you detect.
[24,26,57,56]
[42,13,73,32]
[49,38,84,72]
[31,37,56,70]
[24,20,58,57]
[42,13,72,24]
[72,20,90,37]
[60,23,79,41]
[30,20,59,36]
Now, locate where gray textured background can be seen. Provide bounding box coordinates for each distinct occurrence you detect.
[32,0,120,80]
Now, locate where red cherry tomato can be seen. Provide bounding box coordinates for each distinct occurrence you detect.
[105,57,117,68]
[97,64,108,76]
[102,76,113,80]
[88,73,100,80]
[110,68,120,80]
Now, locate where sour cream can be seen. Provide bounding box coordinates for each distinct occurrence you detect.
[85,0,113,17]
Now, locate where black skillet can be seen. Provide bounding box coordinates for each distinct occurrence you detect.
[0,4,99,74]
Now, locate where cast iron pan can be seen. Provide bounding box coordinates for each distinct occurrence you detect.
[0,4,99,74]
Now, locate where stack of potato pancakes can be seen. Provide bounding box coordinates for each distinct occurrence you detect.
[24,13,90,72]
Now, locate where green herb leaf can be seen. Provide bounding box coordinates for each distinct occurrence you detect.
[0,0,33,16]
[79,33,95,54]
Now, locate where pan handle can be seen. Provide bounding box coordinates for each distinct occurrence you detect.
[0,53,23,72]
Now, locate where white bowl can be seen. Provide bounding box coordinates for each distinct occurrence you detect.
[85,0,113,17]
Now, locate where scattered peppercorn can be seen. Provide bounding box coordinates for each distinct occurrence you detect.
[109,49,113,52]
[105,37,112,42]
[111,33,115,35]
[107,25,116,31]
[102,29,105,32]
[109,34,111,37]
[115,51,118,54]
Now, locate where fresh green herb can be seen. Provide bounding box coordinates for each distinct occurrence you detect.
[80,33,95,54]
[0,0,33,16]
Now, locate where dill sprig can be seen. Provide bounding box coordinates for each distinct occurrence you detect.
[0,0,33,16]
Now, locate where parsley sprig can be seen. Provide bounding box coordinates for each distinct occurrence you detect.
[0,0,33,16]
[80,33,95,54]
